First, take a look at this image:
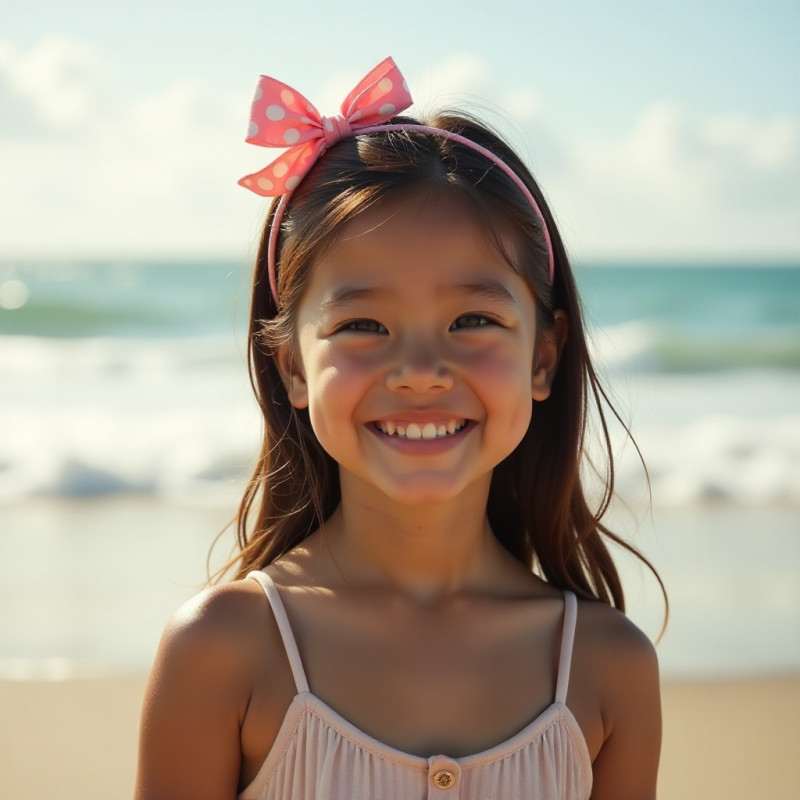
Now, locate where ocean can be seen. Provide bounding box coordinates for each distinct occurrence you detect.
[1,259,798,678]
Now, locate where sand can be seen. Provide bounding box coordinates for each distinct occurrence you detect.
[1,673,798,799]
[658,675,800,799]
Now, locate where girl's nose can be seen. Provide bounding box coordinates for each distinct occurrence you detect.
[385,351,454,394]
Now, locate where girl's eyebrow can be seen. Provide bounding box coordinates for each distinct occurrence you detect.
[319,286,389,313]
[453,279,517,307]
[319,278,517,313]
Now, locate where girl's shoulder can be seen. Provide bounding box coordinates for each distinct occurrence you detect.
[575,597,658,662]
[569,596,661,780]
[136,575,296,798]
[572,597,660,698]
[153,571,289,678]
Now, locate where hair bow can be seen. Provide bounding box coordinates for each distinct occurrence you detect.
[239,57,413,197]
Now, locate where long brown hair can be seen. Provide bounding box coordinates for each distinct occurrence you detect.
[215,111,665,617]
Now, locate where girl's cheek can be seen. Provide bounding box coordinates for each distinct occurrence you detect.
[464,346,531,382]
[307,356,374,404]
[321,348,376,377]
[321,347,387,385]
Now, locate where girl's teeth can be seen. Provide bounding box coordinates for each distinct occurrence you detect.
[421,423,437,440]
[378,420,466,439]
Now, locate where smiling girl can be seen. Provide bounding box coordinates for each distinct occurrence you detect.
[135,57,663,800]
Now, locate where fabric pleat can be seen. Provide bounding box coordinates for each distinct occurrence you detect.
[238,692,591,800]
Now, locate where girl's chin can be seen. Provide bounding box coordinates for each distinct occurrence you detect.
[342,471,492,509]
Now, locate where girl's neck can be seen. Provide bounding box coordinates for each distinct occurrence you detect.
[320,473,517,604]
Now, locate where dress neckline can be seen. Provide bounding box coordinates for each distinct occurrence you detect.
[297,689,588,767]
[238,689,593,799]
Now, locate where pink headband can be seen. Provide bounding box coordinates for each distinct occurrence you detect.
[238,57,554,304]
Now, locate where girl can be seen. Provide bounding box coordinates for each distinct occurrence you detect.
[136,57,663,799]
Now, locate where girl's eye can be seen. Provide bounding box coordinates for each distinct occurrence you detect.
[450,314,494,331]
[339,319,387,334]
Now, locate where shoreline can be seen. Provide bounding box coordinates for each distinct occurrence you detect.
[4,497,798,678]
[2,673,798,799]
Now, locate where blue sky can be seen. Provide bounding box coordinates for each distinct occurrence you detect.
[2,0,798,261]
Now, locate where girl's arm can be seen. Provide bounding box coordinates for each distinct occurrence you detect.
[586,609,663,800]
[135,586,255,800]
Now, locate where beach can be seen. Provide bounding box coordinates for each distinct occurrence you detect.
[2,673,798,799]
[1,496,798,798]
[2,260,799,797]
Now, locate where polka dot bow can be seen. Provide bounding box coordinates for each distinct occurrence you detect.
[239,56,413,197]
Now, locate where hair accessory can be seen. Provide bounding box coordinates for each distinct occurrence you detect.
[239,57,554,303]
[239,57,412,198]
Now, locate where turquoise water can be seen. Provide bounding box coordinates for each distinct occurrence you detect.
[576,264,800,372]
[2,261,799,372]
[0,260,246,339]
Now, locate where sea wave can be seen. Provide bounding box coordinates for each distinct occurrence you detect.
[611,415,800,507]
[1,335,799,506]
[589,321,800,373]
[0,335,256,503]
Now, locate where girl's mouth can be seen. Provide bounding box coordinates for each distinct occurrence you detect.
[373,419,468,440]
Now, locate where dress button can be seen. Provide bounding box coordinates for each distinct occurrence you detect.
[432,769,456,789]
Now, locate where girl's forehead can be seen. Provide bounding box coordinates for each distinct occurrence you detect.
[337,191,495,242]
[299,194,534,311]
[311,193,523,280]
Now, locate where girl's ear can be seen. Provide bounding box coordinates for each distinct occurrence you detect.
[531,310,568,402]
[274,344,309,409]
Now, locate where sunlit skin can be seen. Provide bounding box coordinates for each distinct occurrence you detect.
[276,192,564,598]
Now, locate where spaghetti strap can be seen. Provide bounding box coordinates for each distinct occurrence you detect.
[554,590,578,705]
[247,570,310,693]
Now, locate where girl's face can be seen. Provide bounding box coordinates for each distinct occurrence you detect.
[277,193,561,507]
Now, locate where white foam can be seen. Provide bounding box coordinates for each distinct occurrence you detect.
[1,335,257,502]
[615,416,800,506]
[589,321,660,373]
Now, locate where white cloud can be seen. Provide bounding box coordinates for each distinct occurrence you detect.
[701,114,797,170]
[548,102,800,260]
[0,40,798,261]
[0,35,109,129]
[419,53,490,105]
[0,37,258,258]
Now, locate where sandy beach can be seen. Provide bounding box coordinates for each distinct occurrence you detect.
[1,673,797,799]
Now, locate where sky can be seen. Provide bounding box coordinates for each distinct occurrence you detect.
[1,0,798,263]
